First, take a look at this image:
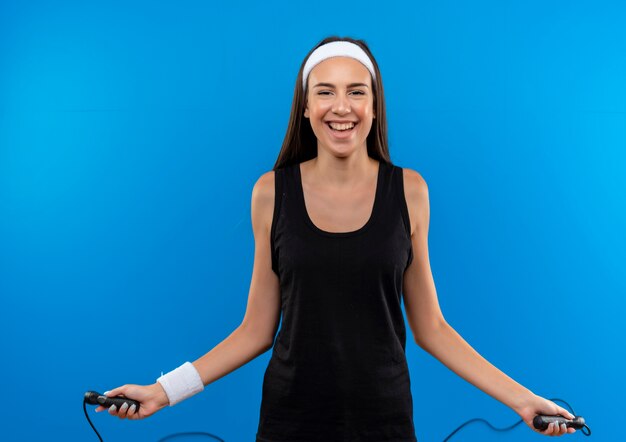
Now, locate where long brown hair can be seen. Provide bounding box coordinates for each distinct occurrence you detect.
[272,36,392,170]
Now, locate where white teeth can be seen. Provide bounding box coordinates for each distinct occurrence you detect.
[329,122,355,131]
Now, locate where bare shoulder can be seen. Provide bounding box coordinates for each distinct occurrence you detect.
[252,170,276,201]
[251,170,276,235]
[401,167,430,236]
[402,167,428,196]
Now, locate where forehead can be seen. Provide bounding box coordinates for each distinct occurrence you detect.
[308,56,372,86]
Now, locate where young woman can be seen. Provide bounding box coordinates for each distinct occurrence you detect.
[97,36,577,441]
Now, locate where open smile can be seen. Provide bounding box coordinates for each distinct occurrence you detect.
[325,121,358,138]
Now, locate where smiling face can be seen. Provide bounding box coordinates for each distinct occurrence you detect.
[304,56,376,158]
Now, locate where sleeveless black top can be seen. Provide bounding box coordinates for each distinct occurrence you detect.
[256,160,417,442]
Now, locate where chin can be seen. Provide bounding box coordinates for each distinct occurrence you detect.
[325,144,361,157]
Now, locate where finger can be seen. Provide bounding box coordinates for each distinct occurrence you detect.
[95,406,105,413]
[127,403,138,418]
[559,407,575,420]
[553,421,561,435]
[108,404,118,415]
[544,422,556,435]
[117,402,130,419]
[104,386,126,398]
[550,422,559,436]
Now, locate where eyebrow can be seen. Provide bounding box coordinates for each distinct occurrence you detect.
[312,82,370,89]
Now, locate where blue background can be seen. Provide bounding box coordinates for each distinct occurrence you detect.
[1,1,624,441]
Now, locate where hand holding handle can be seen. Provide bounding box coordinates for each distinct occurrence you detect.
[84,391,140,411]
[533,414,586,431]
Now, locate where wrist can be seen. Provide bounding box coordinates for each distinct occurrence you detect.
[510,388,537,414]
[156,361,205,406]
[151,382,171,409]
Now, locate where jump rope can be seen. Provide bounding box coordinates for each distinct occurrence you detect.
[84,391,591,441]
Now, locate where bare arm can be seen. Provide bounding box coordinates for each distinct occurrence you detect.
[400,168,575,436]
[98,171,282,419]
[192,170,282,386]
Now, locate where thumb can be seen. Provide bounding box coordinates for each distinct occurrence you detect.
[558,406,575,420]
[103,385,128,398]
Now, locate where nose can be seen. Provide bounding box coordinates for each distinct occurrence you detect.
[332,92,351,114]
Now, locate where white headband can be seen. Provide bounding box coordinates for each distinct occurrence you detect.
[302,41,376,90]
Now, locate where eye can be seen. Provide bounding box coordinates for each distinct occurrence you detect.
[317,90,366,96]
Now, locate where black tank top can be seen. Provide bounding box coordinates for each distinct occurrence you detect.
[256,160,417,442]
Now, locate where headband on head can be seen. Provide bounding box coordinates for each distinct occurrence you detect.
[302,41,376,90]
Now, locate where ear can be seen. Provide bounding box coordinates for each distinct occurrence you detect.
[304,105,309,119]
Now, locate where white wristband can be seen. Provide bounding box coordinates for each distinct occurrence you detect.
[156,361,204,406]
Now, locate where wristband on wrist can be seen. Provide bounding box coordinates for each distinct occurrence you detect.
[156,361,204,406]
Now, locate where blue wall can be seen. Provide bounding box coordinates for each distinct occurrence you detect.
[1,1,623,441]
